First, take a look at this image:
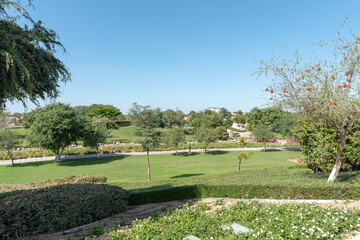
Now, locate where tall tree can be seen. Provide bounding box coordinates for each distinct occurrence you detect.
[86,104,121,119]
[0,1,70,110]
[28,103,90,163]
[128,103,161,181]
[256,30,360,182]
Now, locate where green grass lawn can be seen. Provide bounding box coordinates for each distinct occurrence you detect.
[0,150,301,184]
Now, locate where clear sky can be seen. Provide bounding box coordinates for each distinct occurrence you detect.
[5,0,360,114]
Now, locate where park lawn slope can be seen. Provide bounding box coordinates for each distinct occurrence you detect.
[0,151,301,184]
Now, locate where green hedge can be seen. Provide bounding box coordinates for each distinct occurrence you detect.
[0,184,128,238]
[129,184,360,205]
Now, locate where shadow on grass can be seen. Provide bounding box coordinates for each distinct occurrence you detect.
[171,173,204,179]
[60,156,127,167]
[172,152,201,157]
[205,150,230,155]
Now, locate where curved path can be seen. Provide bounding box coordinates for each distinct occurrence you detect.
[0,147,300,166]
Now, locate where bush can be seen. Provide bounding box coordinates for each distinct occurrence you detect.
[0,184,128,238]
[129,184,360,205]
[73,174,107,184]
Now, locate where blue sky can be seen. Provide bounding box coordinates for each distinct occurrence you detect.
[5,0,360,114]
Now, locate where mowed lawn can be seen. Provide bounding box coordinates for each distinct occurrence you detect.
[0,150,301,184]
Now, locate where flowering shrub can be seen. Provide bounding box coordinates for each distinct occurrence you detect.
[0,184,128,238]
[108,201,360,239]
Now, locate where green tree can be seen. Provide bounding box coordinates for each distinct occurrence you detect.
[87,104,121,119]
[237,152,253,171]
[233,114,246,124]
[83,122,107,160]
[128,103,161,181]
[0,1,70,110]
[0,126,19,167]
[162,109,185,127]
[162,127,185,156]
[257,29,360,182]
[252,124,274,152]
[219,107,232,119]
[215,126,228,140]
[92,117,118,142]
[191,110,223,129]
[195,127,218,154]
[271,113,296,139]
[28,103,90,163]
[246,107,284,131]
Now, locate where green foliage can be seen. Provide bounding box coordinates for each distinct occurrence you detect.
[108,201,360,239]
[83,123,107,157]
[0,126,19,166]
[161,109,185,127]
[161,127,185,155]
[215,126,228,140]
[90,225,105,238]
[195,127,218,153]
[251,124,274,151]
[191,110,223,129]
[233,114,246,124]
[87,104,121,119]
[0,184,128,238]
[218,107,232,119]
[246,107,285,131]
[73,174,107,184]
[0,2,70,110]
[271,113,297,138]
[28,103,91,162]
[294,118,360,172]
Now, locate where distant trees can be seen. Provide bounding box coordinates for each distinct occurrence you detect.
[83,122,107,160]
[87,104,121,119]
[0,126,19,167]
[129,103,161,181]
[28,103,90,163]
[195,127,218,154]
[161,109,185,127]
[162,127,185,156]
[252,124,274,152]
[246,107,284,131]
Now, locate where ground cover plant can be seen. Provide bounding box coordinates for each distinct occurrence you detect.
[0,151,301,183]
[107,201,360,239]
[0,184,128,238]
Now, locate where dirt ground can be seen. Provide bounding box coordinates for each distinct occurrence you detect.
[24,198,360,240]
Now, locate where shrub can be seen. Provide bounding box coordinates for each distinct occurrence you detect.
[0,184,128,238]
[73,174,107,184]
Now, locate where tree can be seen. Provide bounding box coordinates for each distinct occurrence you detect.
[87,104,121,119]
[162,109,185,127]
[237,152,253,171]
[191,110,223,129]
[195,127,218,154]
[162,127,185,156]
[0,126,19,167]
[92,117,118,142]
[256,29,360,182]
[219,107,232,119]
[246,107,284,131]
[0,1,70,110]
[83,122,107,160]
[28,103,90,163]
[128,103,161,181]
[271,113,296,139]
[252,124,274,152]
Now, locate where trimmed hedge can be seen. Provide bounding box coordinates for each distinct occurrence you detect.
[0,184,128,238]
[129,184,360,205]
[73,174,107,184]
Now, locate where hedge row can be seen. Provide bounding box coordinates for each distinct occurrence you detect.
[129,184,360,205]
[0,184,128,239]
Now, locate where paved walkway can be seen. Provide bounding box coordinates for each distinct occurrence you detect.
[0,147,300,166]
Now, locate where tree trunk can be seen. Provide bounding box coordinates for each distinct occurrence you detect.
[54,150,61,163]
[327,128,347,182]
[8,151,14,167]
[176,148,178,156]
[204,146,207,154]
[238,159,241,171]
[107,130,110,142]
[263,141,266,152]
[26,129,28,146]
[96,145,100,160]
[147,149,151,182]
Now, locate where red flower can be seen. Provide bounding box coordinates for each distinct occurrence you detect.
[344,56,348,60]
[270,89,274,93]
[343,83,348,88]
[345,71,350,76]
[306,87,311,90]
[304,104,307,107]
[330,100,336,105]
[347,78,352,82]
[265,88,269,91]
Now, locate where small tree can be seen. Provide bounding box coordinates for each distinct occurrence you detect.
[195,127,217,154]
[128,103,161,181]
[0,126,19,167]
[28,103,90,163]
[92,117,118,142]
[83,124,107,160]
[237,152,253,171]
[162,127,185,156]
[252,124,274,152]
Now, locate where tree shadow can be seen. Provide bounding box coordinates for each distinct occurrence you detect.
[205,150,229,155]
[171,173,204,179]
[60,156,127,167]
[172,152,201,157]
[15,160,55,167]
